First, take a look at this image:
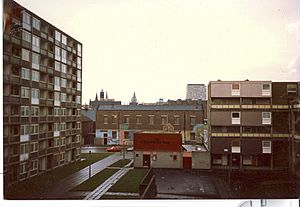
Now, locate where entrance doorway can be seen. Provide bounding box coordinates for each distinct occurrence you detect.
[183,157,192,169]
[143,154,150,168]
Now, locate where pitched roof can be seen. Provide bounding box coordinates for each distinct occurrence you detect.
[97,104,202,111]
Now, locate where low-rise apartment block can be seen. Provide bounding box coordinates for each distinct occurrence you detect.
[208,80,299,172]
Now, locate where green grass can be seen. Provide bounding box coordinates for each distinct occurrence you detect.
[6,153,112,198]
[109,159,131,168]
[72,168,118,191]
[108,169,149,193]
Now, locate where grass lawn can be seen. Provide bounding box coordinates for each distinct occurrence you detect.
[6,153,112,198]
[108,169,149,193]
[72,168,118,191]
[109,159,131,168]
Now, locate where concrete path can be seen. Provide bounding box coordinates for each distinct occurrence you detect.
[28,152,132,199]
[84,160,133,200]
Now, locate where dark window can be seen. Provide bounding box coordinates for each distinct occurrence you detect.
[173,155,177,161]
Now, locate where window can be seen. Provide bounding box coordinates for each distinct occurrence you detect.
[104,115,108,124]
[161,115,168,125]
[231,83,240,96]
[31,106,39,116]
[32,53,40,69]
[54,92,60,101]
[55,30,61,42]
[136,115,141,124]
[20,125,30,135]
[32,17,40,30]
[61,93,67,102]
[55,76,60,87]
[173,154,177,161]
[61,49,66,63]
[22,49,30,61]
[77,57,82,69]
[20,162,27,174]
[231,112,240,124]
[60,152,65,161]
[77,70,81,81]
[112,115,117,124]
[21,87,30,98]
[61,123,66,131]
[62,34,67,45]
[174,115,180,125]
[262,83,271,96]
[76,96,81,104]
[11,85,20,96]
[30,160,38,171]
[77,44,82,56]
[262,112,271,125]
[55,46,61,60]
[54,123,60,131]
[124,115,129,124]
[32,35,40,52]
[61,138,66,146]
[76,122,81,129]
[152,154,157,161]
[30,124,39,134]
[287,84,297,95]
[20,143,29,154]
[30,142,38,152]
[22,30,31,43]
[54,108,60,116]
[149,115,154,125]
[21,106,30,117]
[32,70,40,82]
[262,141,271,154]
[61,78,67,88]
[54,138,60,147]
[22,11,31,30]
[61,64,67,73]
[231,140,241,153]
[77,83,81,91]
[61,108,66,116]
[190,116,196,126]
[55,61,61,71]
[31,88,39,99]
[21,68,30,80]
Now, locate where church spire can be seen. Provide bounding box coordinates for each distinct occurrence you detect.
[130,92,137,105]
[95,93,98,101]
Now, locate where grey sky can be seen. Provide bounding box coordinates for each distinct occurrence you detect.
[15,0,300,104]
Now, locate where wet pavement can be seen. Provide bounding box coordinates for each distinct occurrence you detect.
[154,169,229,198]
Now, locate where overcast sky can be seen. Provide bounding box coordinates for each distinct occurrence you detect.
[15,0,300,104]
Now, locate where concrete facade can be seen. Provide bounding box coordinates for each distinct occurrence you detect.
[186,84,206,100]
[3,0,82,187]
[208,80,299,172]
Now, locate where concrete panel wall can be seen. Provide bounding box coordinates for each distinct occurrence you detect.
[210,111,232,125]
[134,151,182,169]
[241,111,265,126]
[192,151,211,169]
[210,81,271,98]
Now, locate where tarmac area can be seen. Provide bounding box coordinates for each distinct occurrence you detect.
[153,169,229,199]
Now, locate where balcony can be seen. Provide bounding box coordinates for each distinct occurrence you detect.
[11,36,21,45]
[9,155,19,164]
[241,133,271,137]
[211,133,241,137]
[41,32,47,39]
[39,116,47,122]
[39,132,47,139]
[39,82,47,89]
[10,56,21,65]
[47,116,54,122]
[211,104,240,109]
[41,49,47,56]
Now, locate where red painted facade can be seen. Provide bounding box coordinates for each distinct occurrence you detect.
[134,133,182,152]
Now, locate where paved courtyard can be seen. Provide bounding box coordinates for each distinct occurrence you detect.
[153,169,229,198]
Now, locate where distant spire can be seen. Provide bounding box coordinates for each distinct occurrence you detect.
[100,89,104,99]
[89,99,91,105]
[130,92,137,105]
[106,91,108,99]
[95,93,98,101]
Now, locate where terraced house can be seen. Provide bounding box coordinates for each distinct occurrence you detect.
[208,80,300,173]
[3,0,82,187]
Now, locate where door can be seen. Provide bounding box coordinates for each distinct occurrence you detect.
[183,157,192,169]
[143,154,150,168]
